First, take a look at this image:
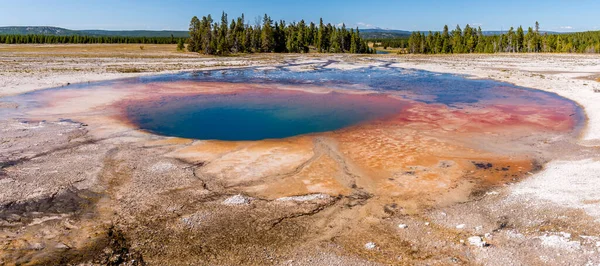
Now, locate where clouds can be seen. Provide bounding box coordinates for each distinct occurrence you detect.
[560,26,573,30]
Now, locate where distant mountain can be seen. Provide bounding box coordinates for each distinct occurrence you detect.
[0,26,564,39]
[359,28,564,39]
[480,30,560,36]
[359,29,412,39]
[416,30,560,36]
[0,26,79,36]
[79,30,188,38]
[0,26,188,37]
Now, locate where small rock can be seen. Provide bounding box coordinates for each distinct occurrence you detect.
[222,194,252,206]
[29,243,45,250]
[468,236,488,247]
[475,225,483,231]
[424,222,430,226]
[398,224,408,229]
[596,241,600,247]
[456,224,466,229]
[364,242,377,250]
[55,243,70,249]
[459,239,465,244]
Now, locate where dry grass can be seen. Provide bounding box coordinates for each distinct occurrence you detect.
[0,44,198,59]
[0,43,176,53]
[109,67,146,73]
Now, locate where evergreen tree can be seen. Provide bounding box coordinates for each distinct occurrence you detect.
[217,11,229,55]
[350,29,357,53]
[452,25,463,53]
[317,18,325,52]
[261,14,274,52]
[188,16,201,52]
[516,26,525,52]
[177,38,185,51]
[442,25,450,53]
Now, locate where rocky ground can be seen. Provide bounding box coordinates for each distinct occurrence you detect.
[1,45,600,265]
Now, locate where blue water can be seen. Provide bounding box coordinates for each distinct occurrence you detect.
[133,64,553,106]
[126,91,406,141]
[0,62,583,141]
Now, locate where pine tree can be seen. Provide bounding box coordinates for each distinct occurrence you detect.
[177,38,185,51]
[216,12,229,55]
[317,18,325,52]
[442,25,450,53]
[261,14,274,52]
[507,27,515,52]
[452,25,463,53]
[350,29,357,53]
[297,20,308,53]
[188,16,201,52]
[516,26,525,52]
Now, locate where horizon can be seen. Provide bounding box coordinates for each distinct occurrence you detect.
[0,26,578,34]
[1,0,599,32]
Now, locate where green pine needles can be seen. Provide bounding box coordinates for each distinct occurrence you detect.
[186,12,374,55]
[373,22,600,54]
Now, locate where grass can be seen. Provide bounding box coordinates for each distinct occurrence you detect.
[0,43,176,53]
[374,47,406,54]
[111,67,145,73]
[0,44,194,59]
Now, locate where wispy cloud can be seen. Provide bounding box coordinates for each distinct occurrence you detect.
[560,26,573,30]
[471,23,483,27]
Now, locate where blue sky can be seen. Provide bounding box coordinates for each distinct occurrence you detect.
[1,0,599,32]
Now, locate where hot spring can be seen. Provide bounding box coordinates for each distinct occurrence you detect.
[1,62,584,142]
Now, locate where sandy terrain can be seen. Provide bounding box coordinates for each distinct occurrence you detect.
[1,45,599,265]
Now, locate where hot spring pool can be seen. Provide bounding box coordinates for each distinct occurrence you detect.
[2,62,584,141]
[125,90,406,141]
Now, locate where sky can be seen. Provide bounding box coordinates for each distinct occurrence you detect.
[1,0,599,32]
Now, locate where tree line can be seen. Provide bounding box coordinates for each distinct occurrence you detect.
[371,38,408,49]
[377,22,600,54]
[0,34,185,44]
[187,12,374,55]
